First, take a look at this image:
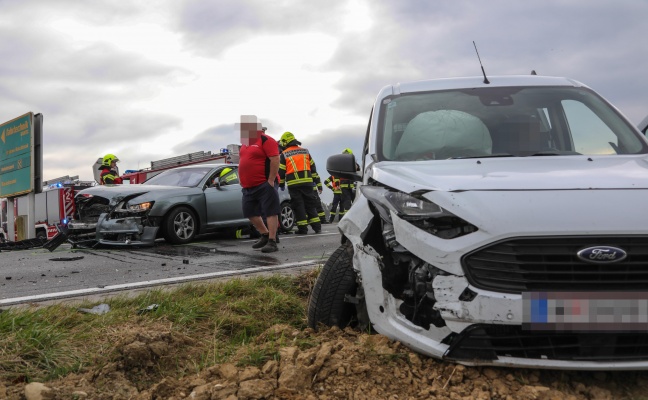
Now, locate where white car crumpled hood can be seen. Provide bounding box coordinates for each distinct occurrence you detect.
[372,155,648,192]
[367,155,648,276]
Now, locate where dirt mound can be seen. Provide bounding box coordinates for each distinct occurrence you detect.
[5,325,648,399]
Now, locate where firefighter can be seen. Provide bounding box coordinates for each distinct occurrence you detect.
[324,175,342,223]
[339,148,358,215]
[217,167,238,185]
[98,154,123,184]
[279,132,321,234]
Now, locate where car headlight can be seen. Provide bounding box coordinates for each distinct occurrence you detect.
[127,201,154,212]
[361,185,477,239]
[361,186,448,221]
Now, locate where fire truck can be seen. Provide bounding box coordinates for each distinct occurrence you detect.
[0,175,94,242]
[118,145,239,184]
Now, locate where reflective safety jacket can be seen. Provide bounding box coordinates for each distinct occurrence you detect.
[99,167,123,184]
[324,176,341,194]
[339,178,355,191]
[279,145,321,188]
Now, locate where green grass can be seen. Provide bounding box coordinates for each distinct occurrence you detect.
[0,273,316,384]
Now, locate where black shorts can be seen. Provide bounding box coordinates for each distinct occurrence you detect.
[242,182,281,218]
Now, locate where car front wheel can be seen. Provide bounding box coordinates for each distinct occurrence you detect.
[308,242,359,330]
[279,201,295,232]
[163,206,197,244]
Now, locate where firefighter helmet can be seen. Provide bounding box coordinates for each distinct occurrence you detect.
[220,167,233,177]
[342,148,353,154]
[280,132,296,146]
[101,154,119,167]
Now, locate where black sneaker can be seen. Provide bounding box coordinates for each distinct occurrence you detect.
[252,234,269,249]
[261,239,278,253]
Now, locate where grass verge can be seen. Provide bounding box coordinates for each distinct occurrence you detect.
[0,270,319,385]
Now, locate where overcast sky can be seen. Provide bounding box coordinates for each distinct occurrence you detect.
[1,0,647,202]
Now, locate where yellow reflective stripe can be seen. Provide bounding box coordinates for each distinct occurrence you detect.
[309,217,321,223]
[287,178,313,186]
[297,220,308,226]
[287,157,299,179]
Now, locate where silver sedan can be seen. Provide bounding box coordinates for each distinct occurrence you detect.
[70,164,294,246]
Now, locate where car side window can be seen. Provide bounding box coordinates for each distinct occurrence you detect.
[219,169,239,186]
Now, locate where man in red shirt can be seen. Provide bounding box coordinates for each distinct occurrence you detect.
[238,116,281,253]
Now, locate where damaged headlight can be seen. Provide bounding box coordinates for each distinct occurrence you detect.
[127,201,154,212]
[361,185,477,239]
[361,186,448,221]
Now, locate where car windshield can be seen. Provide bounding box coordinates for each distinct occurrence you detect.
[143,167,212,187]
[378,86,647,161]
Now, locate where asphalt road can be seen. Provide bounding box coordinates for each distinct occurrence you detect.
[0,223,342,307]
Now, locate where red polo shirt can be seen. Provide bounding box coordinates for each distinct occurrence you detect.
[238,133,280,188]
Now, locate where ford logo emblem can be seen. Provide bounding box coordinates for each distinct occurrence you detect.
[577,246,627,264]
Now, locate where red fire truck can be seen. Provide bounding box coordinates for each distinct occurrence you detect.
[118,145,239,184]
[0,176,93,242]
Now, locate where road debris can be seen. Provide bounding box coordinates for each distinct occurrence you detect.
[137,304,159,315]
[78,303,110,315]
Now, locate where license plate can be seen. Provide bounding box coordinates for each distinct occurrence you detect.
[523,292,648,332]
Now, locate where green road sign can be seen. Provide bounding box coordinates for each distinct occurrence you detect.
[0,113,33,198]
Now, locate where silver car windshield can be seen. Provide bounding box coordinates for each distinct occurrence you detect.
[143,167,212,187]
[378,86,647,161]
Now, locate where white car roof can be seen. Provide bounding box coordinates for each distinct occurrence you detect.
[381,75,585,97]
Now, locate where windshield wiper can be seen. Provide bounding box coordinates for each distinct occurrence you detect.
[449,153,515,159]
[527,150,581,156]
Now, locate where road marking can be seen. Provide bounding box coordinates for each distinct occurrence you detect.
[0,260,320,306]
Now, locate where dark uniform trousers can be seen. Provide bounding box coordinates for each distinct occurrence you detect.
[340,178,355,217]
[289,185,322,232]
[313,187,327,223]
[330,193,342,222]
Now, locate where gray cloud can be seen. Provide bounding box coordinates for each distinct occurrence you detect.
[3,0,648,185]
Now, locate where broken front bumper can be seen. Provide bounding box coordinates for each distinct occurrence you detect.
[95,214,159,246]
[340,197,648,370]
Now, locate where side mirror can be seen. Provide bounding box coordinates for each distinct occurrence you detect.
[327,154,362,182]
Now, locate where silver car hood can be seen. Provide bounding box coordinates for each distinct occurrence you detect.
[77,184,191,199]
[371,155,648,192]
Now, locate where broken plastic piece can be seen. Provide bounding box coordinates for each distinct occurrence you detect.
[137,303,159,315]
[78,303,110,315]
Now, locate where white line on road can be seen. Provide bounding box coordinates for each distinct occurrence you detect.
[0,260,320,306]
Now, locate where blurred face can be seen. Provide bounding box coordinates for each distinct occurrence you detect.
[240,122,262,146]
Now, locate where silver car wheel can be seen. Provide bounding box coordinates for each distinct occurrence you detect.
[174,211,195,240]
[280,202,295,232]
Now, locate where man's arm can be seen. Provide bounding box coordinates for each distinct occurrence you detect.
[268,155,280,186]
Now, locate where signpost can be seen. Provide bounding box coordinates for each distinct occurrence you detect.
[0,112,43,240]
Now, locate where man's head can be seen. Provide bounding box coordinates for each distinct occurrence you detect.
[238,115,263,146]
[102,154,119,167]
[280,132,296,147]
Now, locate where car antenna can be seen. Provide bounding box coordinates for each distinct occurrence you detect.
[473,41,490,84]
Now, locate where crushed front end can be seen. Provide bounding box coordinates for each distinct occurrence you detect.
[71,191,160,246]
[341,180,648,370]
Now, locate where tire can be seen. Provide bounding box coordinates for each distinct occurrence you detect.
[36,229,47,240]
[163,206,197,244]
[308,242,358,330]
[279,201,295,233]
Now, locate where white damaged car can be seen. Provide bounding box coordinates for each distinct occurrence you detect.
[308,75,648,370]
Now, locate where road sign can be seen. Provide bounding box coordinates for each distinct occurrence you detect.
[0,113,34,198]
